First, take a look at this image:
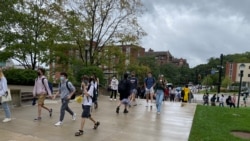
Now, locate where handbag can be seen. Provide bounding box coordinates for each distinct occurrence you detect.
[1,89,12,103]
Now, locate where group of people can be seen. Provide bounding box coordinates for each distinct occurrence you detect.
[109,72,192,115]
[203,93,247,108]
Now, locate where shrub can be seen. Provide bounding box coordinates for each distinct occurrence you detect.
[3,68,36,85]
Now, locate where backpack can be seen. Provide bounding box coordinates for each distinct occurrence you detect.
[87,84,97,102]
[60,81,75,100]
[118,79,127,94]
[41,78,53,94]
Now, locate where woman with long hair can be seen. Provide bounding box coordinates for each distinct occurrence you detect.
[0,69,12,122]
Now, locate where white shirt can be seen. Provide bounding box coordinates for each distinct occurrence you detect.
[82,84,94,106]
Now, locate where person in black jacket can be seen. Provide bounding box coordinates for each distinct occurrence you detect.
[116,73,131,114]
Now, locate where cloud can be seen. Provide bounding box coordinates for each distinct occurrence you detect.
[139,0,250,68]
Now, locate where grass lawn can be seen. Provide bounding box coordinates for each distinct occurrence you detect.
[189,105,250,141]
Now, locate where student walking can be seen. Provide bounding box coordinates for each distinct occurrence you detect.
[75,76,100,136]
[144,72,156,108]
[0,69,12,122]
[129,72,138,106]
[53,72,77,126]
[219,94,224,107]
[155,75,166,114]
[116,73,131,114]
[33,68,53,121]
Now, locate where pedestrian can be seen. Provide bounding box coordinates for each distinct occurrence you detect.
[129,71,138,106]
[219,94,224,107]
[110,76,118,101]
[75,76,100,136]
[181,85,190,103]
[226,95,235,108]
[116,73,131,114]
[155,75,166,114]
[0,69,12,122]
[144,72,156,108]
[33,68,53,121]
[169,87,175,102]
[53,72,77,126]
[203,93,209,106]
[243,94,247,107]
[93,73,99,109]
[210,94,216,106]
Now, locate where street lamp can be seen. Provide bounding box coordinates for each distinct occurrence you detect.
[237,63,245,108]
[85,45,89,66]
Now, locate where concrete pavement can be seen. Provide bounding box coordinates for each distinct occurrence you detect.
[0,93,196,141]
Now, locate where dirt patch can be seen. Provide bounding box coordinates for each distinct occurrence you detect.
[231,131,250,139]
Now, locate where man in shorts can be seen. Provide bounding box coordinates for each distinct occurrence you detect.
[129,72,138,106]
[33,68,53,120]
[75,76,100,136]
[144,72,156,107]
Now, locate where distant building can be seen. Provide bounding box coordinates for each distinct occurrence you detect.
[0,59,15,68]
[144,48,189,67]
[225,62,250,87]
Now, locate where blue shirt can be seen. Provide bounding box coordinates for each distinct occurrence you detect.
[129,77,138,90]
[144,77,155,89]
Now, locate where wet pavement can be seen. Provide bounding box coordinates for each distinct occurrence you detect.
[0,85,197,141]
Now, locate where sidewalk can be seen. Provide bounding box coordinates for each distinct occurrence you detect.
[0,94,196,141]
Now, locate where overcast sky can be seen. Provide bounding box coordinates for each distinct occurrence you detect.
[139,0,250,68]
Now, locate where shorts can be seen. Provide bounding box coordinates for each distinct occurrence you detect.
[37,94,46,105]
[145,87,154,95]
[121,98,130,105]
[81,105,91,118]
[130,89,137,95]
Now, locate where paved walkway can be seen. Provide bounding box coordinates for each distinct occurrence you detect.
[0,91,196,141]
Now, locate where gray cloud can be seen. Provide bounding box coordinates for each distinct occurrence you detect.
[139,0,250,67]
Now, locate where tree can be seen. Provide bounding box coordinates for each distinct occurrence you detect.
[0,0,64,69]
[221,76,232,89]
[60,0,146,65]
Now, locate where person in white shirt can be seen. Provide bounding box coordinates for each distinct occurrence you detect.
[110,76,118,101]
[219,94,224,107]
[75,77,100,136]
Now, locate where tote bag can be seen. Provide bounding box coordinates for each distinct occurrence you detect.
[1,89,12,103]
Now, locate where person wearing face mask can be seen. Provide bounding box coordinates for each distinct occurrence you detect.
[155,75,166,115]
[53,72,77,126]
[33,68,53,121]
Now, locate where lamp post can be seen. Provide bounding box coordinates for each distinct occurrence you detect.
[237,63,245,108]
[85,46,89,66]
[217,54,223,94]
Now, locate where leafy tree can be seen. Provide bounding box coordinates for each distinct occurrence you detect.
[221,76,232,88]
[59,0,146,65]
[0,0,64,69]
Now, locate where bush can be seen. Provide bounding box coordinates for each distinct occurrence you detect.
[3,68,36,85]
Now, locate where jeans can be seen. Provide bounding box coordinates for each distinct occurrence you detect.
[155,90,164,112]
[60,98,74,121]
[2,102,11,118]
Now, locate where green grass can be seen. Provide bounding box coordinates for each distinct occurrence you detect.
[189,105,250,141]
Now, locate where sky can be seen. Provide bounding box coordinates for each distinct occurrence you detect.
[139,0,250,68]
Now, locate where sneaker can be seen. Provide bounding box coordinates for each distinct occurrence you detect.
[49,108,53,117]
[2,118,11,123]
[54,121,63,126]
[34,117,42,121]
[93,121,100,129]
[72,113,77,120]
[116,107,120,114]
[123,109,129,113]
[114,99,117,101]
[157,112,161,115]
[110,98,113,101]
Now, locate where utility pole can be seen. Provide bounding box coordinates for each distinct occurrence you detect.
[217,54,223,94]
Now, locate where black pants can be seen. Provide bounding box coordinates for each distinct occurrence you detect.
[110,90,117,99]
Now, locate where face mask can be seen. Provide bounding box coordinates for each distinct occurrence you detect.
[60,76,65,81]
[37,72,41,76]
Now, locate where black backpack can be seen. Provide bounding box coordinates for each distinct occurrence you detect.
[87,84,97,102]
[118,79,127,94]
